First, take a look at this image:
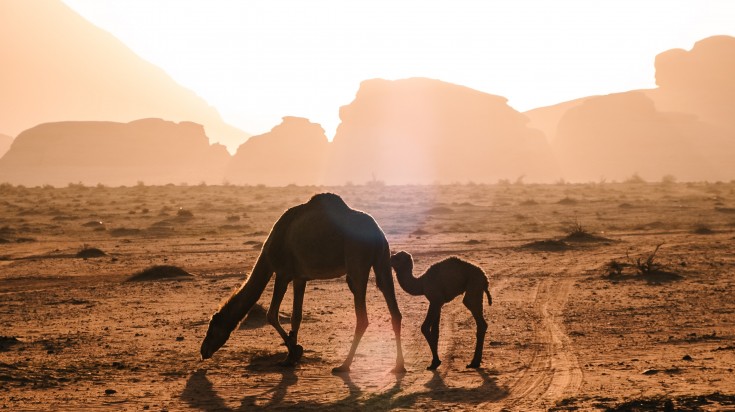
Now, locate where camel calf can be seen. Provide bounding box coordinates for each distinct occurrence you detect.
[390,251,491,370]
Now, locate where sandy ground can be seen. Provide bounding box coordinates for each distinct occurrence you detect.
[1,182,734,411]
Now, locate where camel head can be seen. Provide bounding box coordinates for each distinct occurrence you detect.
[390,251,414,273]
[200,311,232,360]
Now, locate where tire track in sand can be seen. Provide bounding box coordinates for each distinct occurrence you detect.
[499,276,583,410]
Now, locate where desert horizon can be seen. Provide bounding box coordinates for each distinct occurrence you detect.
[2,1,735,411]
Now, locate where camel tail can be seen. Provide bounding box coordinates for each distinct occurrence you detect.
[485,285,492,306]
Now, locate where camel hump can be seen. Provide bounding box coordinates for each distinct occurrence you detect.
[307,193,350,210]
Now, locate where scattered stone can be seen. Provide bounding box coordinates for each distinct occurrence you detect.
[642,369,659,375]
[104,389,117,395]
[176,336,184,342]
[683,354,693,361]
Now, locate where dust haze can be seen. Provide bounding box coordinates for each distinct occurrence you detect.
[2,1,735,411]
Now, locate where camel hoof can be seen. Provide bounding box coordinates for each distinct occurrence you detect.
[331,365,350,374]
[289,344,304,362]
[427,360,442,370]
[466,361,481,369]
[391,365,407,374]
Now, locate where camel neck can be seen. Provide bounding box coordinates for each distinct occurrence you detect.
[219,255,273,330]
[395,268,425,296]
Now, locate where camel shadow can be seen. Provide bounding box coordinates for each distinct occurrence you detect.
[181,365,403,411]
[390,368,508,409]
[181,366,298,412]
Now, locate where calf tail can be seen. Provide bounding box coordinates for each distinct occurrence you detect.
[484,286,492,306]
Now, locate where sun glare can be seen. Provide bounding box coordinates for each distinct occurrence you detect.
[56,0,735,137]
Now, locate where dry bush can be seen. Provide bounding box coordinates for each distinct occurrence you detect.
[75,244,107,258]
[126,265,192,282]
[692,223,715,235]
[629,243,664,275]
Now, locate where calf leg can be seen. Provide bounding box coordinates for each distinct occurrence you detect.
[463,292,488,368]
[422,302,443,370]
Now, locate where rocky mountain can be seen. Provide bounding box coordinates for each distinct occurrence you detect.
[225,117,329,186]
[0,119,230,186]
[0,134,12,159]
[553,91,733,182]
[646,35,735,133]
[525,35,735,182]
[0,0,248,152]
[524,97,589,143]
[327,78,558,185]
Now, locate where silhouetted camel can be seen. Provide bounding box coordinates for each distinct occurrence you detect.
[200,193,406,373]
[390,251,491,369]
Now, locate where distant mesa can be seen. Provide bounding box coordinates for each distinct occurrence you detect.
[0,134,12,159]
[552,91,734,182]
[225,117,329,186]
[647,35,735,133]
[525,35,735,182]
[0,119,230,186]
[0,0,249,152]
[524,97,589,143]
[327,77,559,184]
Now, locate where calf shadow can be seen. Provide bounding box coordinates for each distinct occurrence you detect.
[182,360,506,411]
[391,368,508,409]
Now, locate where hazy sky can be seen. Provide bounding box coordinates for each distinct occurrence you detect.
[62,0,735,138]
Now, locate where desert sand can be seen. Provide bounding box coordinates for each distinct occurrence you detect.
[1,182,734,411]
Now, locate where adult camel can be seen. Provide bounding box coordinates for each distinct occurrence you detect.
[200,193,406,373]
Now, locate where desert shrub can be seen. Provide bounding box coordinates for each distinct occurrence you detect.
[76,244,107,258]
[629,243,663,275]
[521,239,570,252]
[109,228,142,237]
[692,223,714,234]
[661,174,677,185]
[126,265,192,282]
[176,208,194,218]
[605,259,626,276]
[624,173,646,184]
[557,197,578,205]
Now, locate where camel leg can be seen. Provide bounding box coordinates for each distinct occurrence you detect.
[422,302,443,370]
[463,291,488,368]
[267,273,298,366]
[332,272,369,373]
[284,278,307,364]
[375,256,406,373]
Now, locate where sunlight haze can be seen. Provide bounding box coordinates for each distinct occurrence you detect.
[58,1,735,138]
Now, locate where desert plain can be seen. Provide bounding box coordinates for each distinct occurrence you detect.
[1,182,734,411]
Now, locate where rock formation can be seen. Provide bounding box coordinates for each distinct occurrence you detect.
[553,91,733,182]
[646,35,735,133]
[0,0,248,152]
[0,119,230,186]
[225,117,329,186]
[0,134,12,159]
[327,78,558,184]
[526,35,735,182]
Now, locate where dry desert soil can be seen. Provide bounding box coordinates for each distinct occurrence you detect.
[1,182,734,411]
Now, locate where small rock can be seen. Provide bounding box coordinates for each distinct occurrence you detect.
[104,389,117,395]
[642,369,659,375]
[176,336,184,342]
[682,354,693,361]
